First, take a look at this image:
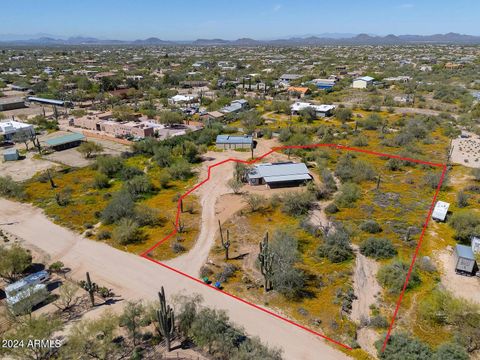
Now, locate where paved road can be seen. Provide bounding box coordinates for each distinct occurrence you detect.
[0,199,350,360]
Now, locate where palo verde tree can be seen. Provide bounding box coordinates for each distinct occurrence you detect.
[77,141,104,159]
[258,232,275,292]
[0,244,32,283]
[157,286,175,352]
[12,131,33,151]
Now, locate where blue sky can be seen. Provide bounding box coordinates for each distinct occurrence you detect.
[1,0,479,40]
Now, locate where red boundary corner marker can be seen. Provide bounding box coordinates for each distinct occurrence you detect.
[139,143,447,353]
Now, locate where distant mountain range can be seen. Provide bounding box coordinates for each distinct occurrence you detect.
[1,33,480,46]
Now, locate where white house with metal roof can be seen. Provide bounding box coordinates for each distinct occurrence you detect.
[352,76,374,89]
[168,94,198,105]
[432,200,450,222]
[215,135,253,149]
[220,99,249,114]
[247,162,312,188]
[290,102,336,117]
[0,120,35,140]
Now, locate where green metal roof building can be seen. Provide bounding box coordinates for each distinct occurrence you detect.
[43,132,85,151]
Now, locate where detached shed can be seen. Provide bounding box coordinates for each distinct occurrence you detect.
[454,244,478,276]
[432,201,450,222]
[3,148,19,161]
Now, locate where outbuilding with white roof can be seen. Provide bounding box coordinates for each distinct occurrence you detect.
[352,76,374,89]
[432,200,450,222]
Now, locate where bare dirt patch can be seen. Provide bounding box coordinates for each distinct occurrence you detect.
[436,249,480,305]
[356,327,379,358]
[42,147,93,167]
[350,245,381,324]
[451,133,480,168]
[0,152,57,181]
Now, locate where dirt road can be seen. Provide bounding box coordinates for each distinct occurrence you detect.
[350,245,381,356]
[165,153,236,276]
[0,200,349,358]
[350,245,381,323]
[308,174,341,232]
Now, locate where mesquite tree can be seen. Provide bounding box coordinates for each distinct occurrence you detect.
[258,232,275,292]
[218,220,230,260]
[157,286,175,352]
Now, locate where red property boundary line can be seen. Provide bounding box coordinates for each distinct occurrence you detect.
[139,143,447,353]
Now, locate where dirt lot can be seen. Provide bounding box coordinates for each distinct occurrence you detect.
[1,104,54,119]
[450,132,480,168]
[0,151,57,181]
[436,249,480,305]
[85,136,129,154]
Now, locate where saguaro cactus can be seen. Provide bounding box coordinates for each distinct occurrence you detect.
[157,286,175,352]
[218,220,230,260]
[172,220,185,233]
[46,169,56,189]
[84,272,96,307]
[405,227,411,243]
[258,232,275,292]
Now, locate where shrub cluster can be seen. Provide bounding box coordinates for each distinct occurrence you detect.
[377,261,420,294]
[360,220,382,233]
[359,238,397,259]
[317,228,353,263]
